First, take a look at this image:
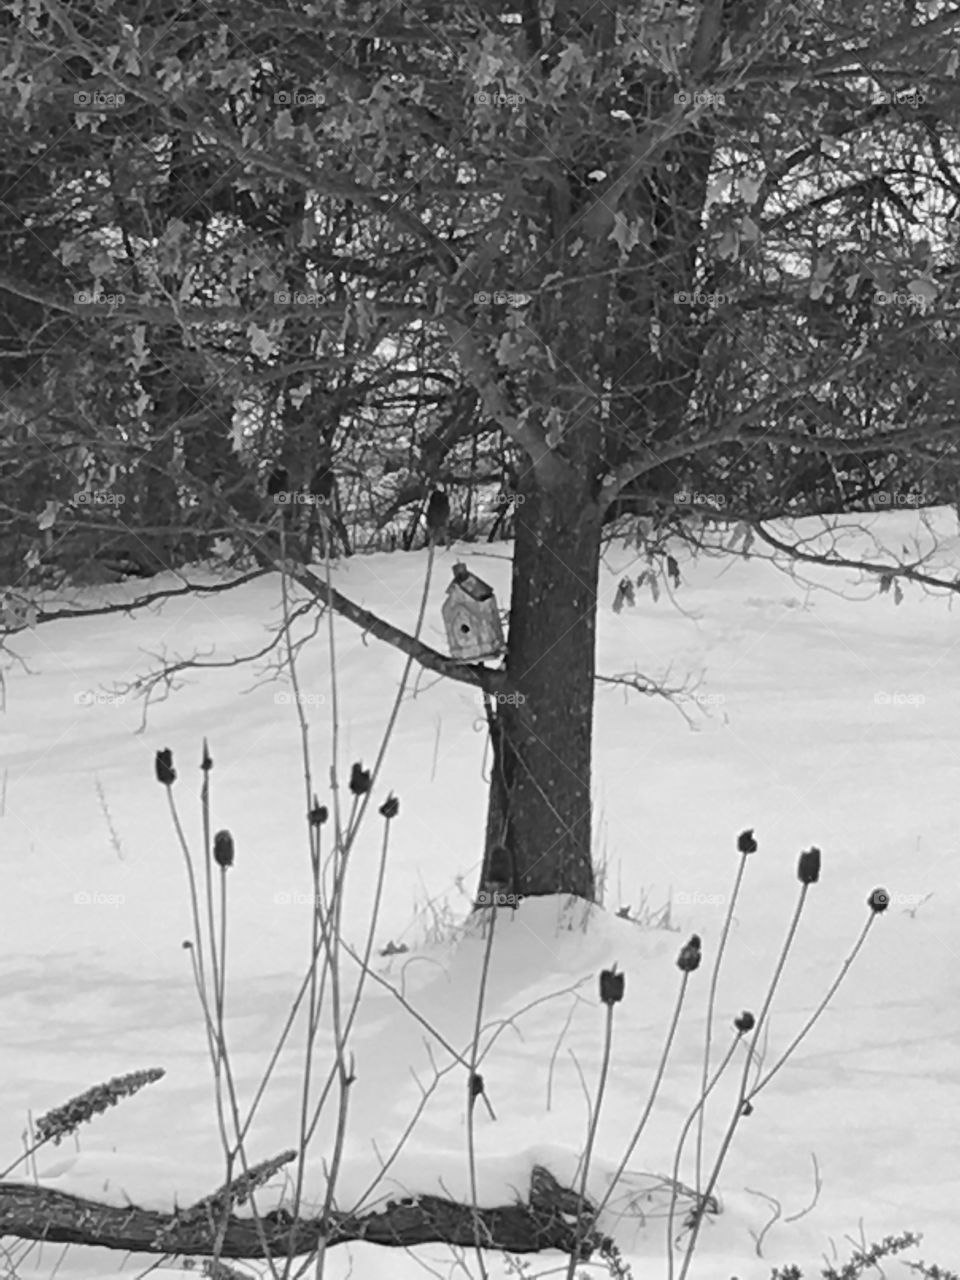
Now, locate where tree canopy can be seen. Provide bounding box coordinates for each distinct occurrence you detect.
[1,0,959,587]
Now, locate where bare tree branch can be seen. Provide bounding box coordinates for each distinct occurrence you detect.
[0,571,270,638]
[0,270,423,330]
[236,527,510,694]
[751,520,960,592]
[0,1165,610,1259]
[442,315,573,489]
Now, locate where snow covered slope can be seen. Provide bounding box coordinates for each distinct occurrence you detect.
[2,510,958,1278]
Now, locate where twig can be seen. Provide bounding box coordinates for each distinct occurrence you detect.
[784,1153,822,1223]
[93,775,124,859]
[546,1001,579,1112]
[744,1185,782,1257]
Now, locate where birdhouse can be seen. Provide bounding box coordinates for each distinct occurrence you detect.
[442,563,505,662]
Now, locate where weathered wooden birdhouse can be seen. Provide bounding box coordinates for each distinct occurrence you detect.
[442,563,505,662]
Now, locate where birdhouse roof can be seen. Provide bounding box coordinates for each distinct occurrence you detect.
[449,562,495,602]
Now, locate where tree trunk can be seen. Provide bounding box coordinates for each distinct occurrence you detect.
[475,0,615,906]
[482,471,600,901]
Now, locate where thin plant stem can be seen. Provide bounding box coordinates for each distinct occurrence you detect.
[238,923,327,1141]
[677,885,811,1280]
[467,903,499,1280]
[321,526,345,852]
[200,743,222,1068]
[585,971,691,1257]
[309,536,435,1279]
[316,812,394,1113]
[165,788,209,1017]
[333,540,436,874]
[751,913,876,1096]
[565,998,616,1280]
[696,852,749,1194]
[216,867,228,1036]
[275,543,338,1280]
[348,1055,457,1217]
[209,861,232,1266]
[302,540,438,1149]
[666,1033,742,1280]
[184,889,281,1280]
[311,1048,355,1280]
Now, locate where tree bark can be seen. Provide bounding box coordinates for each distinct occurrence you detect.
[483,474,601,901]
[0,1165,607,1259]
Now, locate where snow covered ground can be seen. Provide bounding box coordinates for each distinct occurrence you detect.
[1,509,958,1280]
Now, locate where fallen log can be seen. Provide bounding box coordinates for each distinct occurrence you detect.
[0,1164,609,1259]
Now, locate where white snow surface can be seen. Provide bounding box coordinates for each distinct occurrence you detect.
[2,509,959,1279]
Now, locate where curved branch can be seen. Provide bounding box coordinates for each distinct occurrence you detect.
[751,521,960,592]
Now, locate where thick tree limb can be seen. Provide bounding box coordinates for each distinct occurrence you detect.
[442,316,573,489]
[686,0,726,78]
[241,527,510,695]
[0,1166,607,1259]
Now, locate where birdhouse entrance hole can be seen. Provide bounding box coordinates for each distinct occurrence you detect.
[441,562,505,662]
